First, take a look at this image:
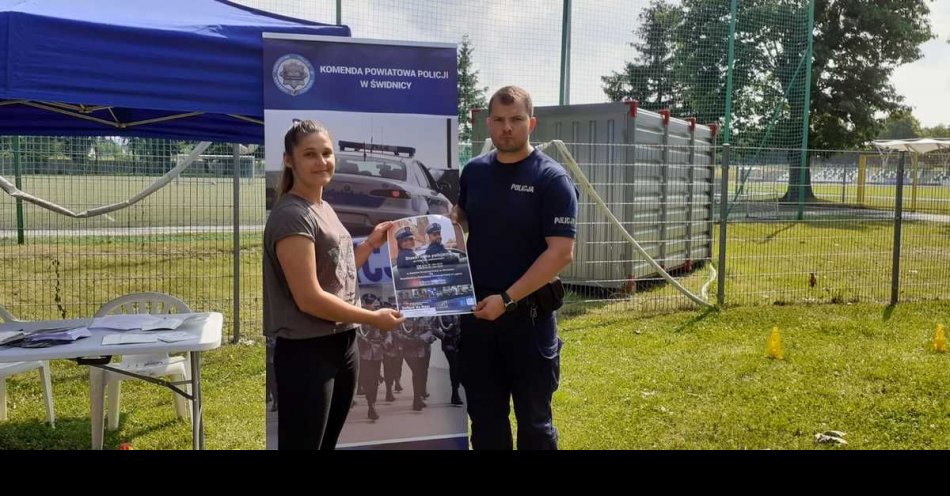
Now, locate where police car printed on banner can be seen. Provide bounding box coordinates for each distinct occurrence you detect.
[272,54,315,96]
[322,140,452,237]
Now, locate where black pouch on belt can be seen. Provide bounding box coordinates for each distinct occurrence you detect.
[529,277,565,313]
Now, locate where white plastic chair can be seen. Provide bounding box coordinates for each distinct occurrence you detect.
[93,293,192,431]
[0,305,55,426]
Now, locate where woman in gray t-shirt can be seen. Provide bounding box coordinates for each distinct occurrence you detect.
[263,120,404,450]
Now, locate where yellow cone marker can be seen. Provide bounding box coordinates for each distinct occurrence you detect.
[767,326,784,360]
[934,324,947,353]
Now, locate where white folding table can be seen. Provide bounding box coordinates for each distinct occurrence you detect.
[0,312,223,449]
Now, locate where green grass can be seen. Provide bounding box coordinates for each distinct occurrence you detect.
[5,300,947,450]
[812,184,950,216]
[727,182,950,216]
[0,175,265,229]
[0,234,264,336]
[556,300,950,449]
[591,220,950,310]
[1,219,948,449]
[720,221,950,305]
[3,176,946,233]
[0,339,264,449]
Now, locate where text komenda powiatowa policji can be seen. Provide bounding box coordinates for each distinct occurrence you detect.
[320,65,451,90]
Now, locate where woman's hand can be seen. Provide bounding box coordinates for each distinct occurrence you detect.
[366,221,393,250]
[372,308,405,331]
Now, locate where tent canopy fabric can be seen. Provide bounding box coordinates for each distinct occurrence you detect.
[0,0,349,143]
[872,138,950,155]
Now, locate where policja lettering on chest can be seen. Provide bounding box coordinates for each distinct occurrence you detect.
[510,183,535,193]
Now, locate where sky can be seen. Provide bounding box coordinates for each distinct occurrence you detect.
[243,0,949,128]
[890,0,949,128]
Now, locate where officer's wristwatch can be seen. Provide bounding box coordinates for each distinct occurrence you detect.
[500,291,517,313]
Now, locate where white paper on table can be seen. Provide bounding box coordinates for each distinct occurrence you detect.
[141,317,185,331]
[101,333,159,345]
[154,331,194,343]
[90,315,185,332]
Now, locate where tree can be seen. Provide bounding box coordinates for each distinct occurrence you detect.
[93,137,122,157]
[457,35,488,144]
[921,124,950,138]
[794,0,934,200]
[604,0,935,202]
[127,138,176,174]
[879,112,922,140]
[602,0,686,114]
[810,0,933,150]
[62,137,96,168]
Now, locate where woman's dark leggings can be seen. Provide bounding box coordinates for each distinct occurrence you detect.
[275,331,358,450]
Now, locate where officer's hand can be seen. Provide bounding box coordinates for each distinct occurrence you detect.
[451,206,468,232]
[473,294,505,321]
[367,221,393,250]
[450,206,465,224]
[373,308,405,332]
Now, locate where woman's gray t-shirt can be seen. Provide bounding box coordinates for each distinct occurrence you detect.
[263,193,358,339]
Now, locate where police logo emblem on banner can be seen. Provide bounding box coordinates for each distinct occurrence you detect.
[272,54,315,96]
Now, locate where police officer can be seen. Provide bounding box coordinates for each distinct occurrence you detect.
[422,222,462,267]
[432,314,464,405]
[381,301,404,401]
[393,318,437,411]
[357,295,387,421]
[452,85,578,450]
[424,223,448,255]
[395,227,418,269]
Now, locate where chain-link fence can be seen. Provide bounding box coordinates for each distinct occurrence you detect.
[718,147,950,308]
[0,137,265,339]
[3,1,947,337]
[2,138,949,334]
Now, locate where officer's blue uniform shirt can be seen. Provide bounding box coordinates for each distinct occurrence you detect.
[425,241,448,255]
[459,149,579,292]
[396,248,417,269]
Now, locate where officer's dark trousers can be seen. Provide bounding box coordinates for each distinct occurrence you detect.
[405,354,428,400]
[459,308,561,450]
[444,348,461,392]
[383,355,402,392]
[359,358,382,406]
[423,346,432,394]
[275,331,358,450]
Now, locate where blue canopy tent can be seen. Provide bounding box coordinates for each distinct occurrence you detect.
[0,1,350,343]
[0,0,349,143]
